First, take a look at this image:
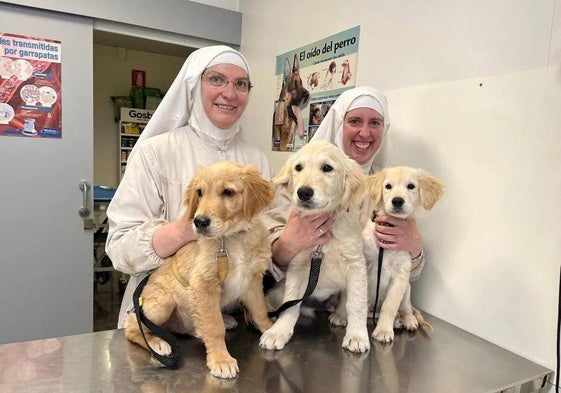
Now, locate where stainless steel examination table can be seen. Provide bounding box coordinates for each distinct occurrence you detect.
[0,312,553,392]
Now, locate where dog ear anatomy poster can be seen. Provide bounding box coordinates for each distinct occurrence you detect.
[0,33,62,139]
[272,26,359,152]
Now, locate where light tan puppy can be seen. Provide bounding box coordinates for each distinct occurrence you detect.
[125,161,274,379]
[260,140,370,353]
[364,166,443,343]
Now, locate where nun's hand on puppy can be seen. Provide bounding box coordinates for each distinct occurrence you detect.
[373,215,423,258]
[272,212,333,269]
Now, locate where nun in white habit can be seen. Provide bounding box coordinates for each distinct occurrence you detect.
[106,45,272,328]
[264,86,425,282]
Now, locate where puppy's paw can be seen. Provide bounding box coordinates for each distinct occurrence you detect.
[372,324,395,343]
[259,328,293,350]
[342,330,370,353]
[328,312,347,327]
[147,337,172,356]
[402,314,419,331]
[207,355,238,379]
[223,314,238,330]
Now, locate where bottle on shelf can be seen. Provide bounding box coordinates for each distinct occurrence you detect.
[118,107,153,181]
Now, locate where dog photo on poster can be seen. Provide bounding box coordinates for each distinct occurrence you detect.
[271,26,359,152]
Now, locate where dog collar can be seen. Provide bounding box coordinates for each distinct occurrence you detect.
[171,257,188,287]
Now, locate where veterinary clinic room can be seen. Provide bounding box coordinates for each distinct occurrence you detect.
[0,0,560,391]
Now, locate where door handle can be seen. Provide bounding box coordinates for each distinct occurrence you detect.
[79,180,90,217]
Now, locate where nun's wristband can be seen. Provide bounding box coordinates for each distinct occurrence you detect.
[411,249,424,262]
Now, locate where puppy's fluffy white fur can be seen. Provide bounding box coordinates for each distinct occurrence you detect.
[363,166,443,342]
[125,161,274,379]
[260,140,370,353]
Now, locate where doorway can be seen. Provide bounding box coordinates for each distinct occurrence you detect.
[92,31,194,331]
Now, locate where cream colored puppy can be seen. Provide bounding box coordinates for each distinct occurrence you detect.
[260,140,370,353]
[364,166,443,343]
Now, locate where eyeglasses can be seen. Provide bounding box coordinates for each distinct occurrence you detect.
[201,72,253,93]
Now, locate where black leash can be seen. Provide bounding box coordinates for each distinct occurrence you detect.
[133,274,181,368]
[372,247,384,325]
[268,246,324,319]
[371,209,384,325]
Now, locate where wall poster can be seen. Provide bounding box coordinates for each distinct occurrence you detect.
[0,33,62,139]
[271,26,360,152]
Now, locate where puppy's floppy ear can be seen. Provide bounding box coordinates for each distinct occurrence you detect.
[340,158,367,211]
[184,174,200,220]
[367,170,386,210]
[242,165,275,219]
[272,159,293,190]
[418,170,444,210]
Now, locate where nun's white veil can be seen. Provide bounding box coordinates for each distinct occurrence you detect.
[135,45,250,148]
[310,86,390,174]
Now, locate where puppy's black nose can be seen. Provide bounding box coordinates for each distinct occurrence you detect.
[392,197,405,208]
[193,216,211,229]
[297,186,314,201]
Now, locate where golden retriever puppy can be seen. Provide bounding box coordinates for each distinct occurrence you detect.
[125,161,275,379]
[260,140,370,353]
[364,166,443,343]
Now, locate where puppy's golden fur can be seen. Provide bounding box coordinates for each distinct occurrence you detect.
[363,166,443,342]
[125,161,274,379]
[260,140,370,353]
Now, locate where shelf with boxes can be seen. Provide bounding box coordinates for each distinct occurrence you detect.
[119,107,154,181]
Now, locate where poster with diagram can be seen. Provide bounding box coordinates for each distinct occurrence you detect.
[271,25,360,152]
[0,32,62,139]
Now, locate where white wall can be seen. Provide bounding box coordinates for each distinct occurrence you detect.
[93,45,186,187]
[239,0,561,371]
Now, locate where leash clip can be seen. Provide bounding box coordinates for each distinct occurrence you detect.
[311,244,324,261]
[311,250,323,260]
[215,248,229,259]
